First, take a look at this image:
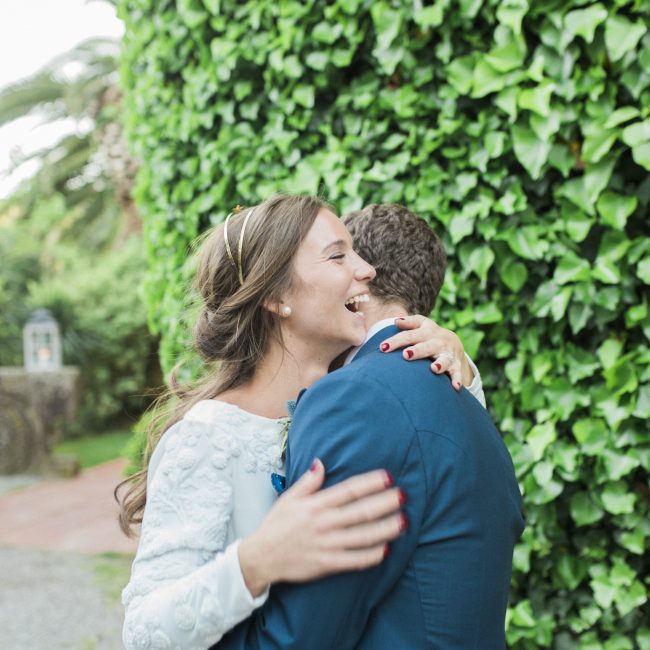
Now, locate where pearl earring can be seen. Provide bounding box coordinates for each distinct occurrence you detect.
[281,305,292,317]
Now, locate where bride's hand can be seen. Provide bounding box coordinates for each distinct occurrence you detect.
[378,315,474,390]
[238,459,406,597]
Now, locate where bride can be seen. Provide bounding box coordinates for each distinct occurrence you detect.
[118,194,484,649]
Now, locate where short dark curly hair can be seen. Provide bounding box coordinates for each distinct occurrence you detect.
[342,204,446,315]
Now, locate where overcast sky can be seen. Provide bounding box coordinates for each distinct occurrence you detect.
[0,0,124,198]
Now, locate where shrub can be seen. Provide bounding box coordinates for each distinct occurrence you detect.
[28,236,160,434]
[118,0,650,646]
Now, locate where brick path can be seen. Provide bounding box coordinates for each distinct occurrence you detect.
[0,459,139,555]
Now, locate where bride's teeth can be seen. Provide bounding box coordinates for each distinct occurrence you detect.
[346,294,368,306]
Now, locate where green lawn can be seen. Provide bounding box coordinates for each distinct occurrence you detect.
[54,430,132,469]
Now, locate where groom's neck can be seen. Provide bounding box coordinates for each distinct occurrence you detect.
[363,296,409,331]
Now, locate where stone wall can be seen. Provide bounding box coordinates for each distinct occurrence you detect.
[0,367,80,474]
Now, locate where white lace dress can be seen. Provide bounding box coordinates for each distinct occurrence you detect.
[122,400,285,650]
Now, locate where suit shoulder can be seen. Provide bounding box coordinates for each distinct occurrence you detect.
[298,361,405,411]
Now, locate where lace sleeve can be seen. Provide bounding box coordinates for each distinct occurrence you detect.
[122,419,269,650]
[465,353,487,408]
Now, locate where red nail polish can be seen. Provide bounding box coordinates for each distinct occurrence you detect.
[383,544,390,558]
[406,350,414,359]
[434,362,441,371]
[384,471,394,488]
[399,513,409,532]
[310,458,319,472]
[380,342,390,352]
[398,489,407,505]
[395,317,405,321]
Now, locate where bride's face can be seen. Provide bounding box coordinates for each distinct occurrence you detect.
[281,208,376,355]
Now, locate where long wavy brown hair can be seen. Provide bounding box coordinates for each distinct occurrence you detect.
[115,194,324,536]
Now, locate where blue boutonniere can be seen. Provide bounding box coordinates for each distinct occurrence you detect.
[270,398,297,496]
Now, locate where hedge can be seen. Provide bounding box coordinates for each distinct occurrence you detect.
[118,0,650,646]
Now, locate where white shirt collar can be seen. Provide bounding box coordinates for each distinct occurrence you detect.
[344,317,401,365]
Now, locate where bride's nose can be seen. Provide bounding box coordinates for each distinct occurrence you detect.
[354,253,376,282]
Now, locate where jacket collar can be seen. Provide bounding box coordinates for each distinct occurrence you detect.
[351,324,400,363]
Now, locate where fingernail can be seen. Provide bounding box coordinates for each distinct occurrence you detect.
[384,471,394,488]
[406,350,414,359]
[380,342,390,352]
[399,513,409,532]
[310,458,319,472]
[383,544,391,558]
[395,317,405,322]
[433,362,441,371]
[398,489,407,505]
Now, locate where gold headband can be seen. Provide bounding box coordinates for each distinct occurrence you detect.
[224,205,256,286]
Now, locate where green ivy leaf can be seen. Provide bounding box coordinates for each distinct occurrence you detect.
[526,421,556,460]
[447,55,474,95]
[414,1,446,28]
[602,449,640,481]
[293,85,315,108]
[485,39,526,73]
[621,120,650,147]
[448,213,475,243]
[632,142,650,171]
[202,0,220,14]
[177,0,208,28]
[504,224,549,260]
[605,15,647,63]
[496,0,529,36]
[604,359,638,395]
[370,4,402,50]
[590,574,617,609]
[596,192,637,230]
[554,252,590,285]
[573,417,608,455]
[615,580,647,617]
[564,4,608,43]
[604,106,640,129]
[290,157,320,194]
[597,338,623,370]
[637,257,650,284]
[582,127,618,164]
[471,60,507,98]
[601,481,636,515]
[485,131,506,158]
[634,384,650,418]
[548,144,575,178]
[517,81,555,117]
[557,158,615,215]
[556,554,588,590]
[466,246,495,283]
[619,528,646,554]
[473,302,503,324]
[511,123,551,180]
[498,257,528,291]
[571,491,605,526]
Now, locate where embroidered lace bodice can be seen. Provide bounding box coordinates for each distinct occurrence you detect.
[122,400,285,650]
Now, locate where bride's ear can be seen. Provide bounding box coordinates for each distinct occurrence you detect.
[263,297,292,318]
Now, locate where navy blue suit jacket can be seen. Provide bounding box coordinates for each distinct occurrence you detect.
[217,326,524,649]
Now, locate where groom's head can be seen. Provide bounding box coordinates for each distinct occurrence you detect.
[343,203,446,316]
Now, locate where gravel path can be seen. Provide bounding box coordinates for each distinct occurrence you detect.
[0,546,131,649]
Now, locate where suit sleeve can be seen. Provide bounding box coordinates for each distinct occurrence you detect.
[216,368,426,650]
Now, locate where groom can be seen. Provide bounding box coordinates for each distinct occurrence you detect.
[219,203,525,649]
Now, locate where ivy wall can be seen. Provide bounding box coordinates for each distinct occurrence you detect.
[118,0,650,647]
